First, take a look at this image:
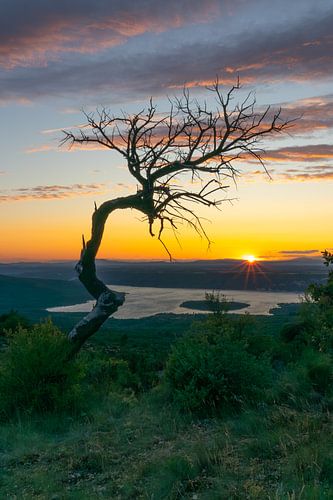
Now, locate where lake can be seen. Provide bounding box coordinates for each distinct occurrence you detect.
[47,285,302,319]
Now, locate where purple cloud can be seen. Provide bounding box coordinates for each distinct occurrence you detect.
[0,2,332,104]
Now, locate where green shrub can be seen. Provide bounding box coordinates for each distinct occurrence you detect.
[245,331,278,358]
[280,321,309,343]
[299,256,333,353]
[275,363,312,406]
[279,313,333,360]
[303,350,333,395]
[0,320,85,417]
[124,349,160,390]
[164,330,272,414]
[86,355,139,391]
[85,345,160,393]
[0,310,30,336]
[276,349,333,407]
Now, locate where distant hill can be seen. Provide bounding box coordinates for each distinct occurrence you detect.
[0,257,325,327]
[0,274,90,316]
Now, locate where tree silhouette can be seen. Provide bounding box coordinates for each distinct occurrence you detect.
[62,80,293,353]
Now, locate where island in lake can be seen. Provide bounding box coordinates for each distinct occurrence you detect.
[180,300,250,312]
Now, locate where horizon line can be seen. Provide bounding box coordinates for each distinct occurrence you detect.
[0,256,323,265]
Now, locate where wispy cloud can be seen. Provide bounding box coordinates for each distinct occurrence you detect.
[25,144,56,154]
[264,144,333,163]
[279,249,319,255]
[25,142,112,153]
[0,183,107,202]
[279,171,333,182]
[0,181,140,202]
[282,95,333,135]
[245,163,333,183]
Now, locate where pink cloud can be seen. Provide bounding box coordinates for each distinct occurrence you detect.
[0,1,218,69]
[264,144,333,163]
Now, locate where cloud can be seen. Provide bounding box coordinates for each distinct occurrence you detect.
[25,94,333,159]
[0,0,218,68]
[26,142,113,153]
[0,183,107,202]
[0,181,140,203]
[243,162,333,183]
[279,171,333,182]
[264,144,333,163]
[25,144,56,153]
[253,143,333,180]
[279,250,319,255]
[1,2,332,104]
[282,95,333,135]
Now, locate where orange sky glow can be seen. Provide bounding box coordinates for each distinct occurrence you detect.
[1,0,333,262]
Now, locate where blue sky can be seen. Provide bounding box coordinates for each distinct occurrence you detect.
[1,0,333,260]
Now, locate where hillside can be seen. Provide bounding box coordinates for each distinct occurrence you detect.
[0,258,329,293]
[0,274,90,316]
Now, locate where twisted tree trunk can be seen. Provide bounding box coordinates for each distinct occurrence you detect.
[68,192,145,355]
[62,82,292,357]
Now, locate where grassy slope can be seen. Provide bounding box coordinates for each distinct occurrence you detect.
[2,306,332,498]
[1,394,332,499]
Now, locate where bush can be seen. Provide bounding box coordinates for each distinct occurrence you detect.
[0,320,85,417]
[276,349,333,407]
[0,310,30,336]
[85,355,139,392]
[298,254,333,353]
[279,312,333,359]
[124,349,160,390]
[85,345,160,393]
[280,321,309,344]
[164,329,272,414]
[303,350,333,395]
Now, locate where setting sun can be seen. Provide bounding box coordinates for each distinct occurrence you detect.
[243,255,257,263]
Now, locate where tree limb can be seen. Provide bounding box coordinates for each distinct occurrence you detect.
[62,80,294,353]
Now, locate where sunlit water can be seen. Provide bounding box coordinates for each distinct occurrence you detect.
[47,285,302,319]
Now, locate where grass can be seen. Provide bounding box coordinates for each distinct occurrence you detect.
[1,395,332,498]
[0,302,331,499]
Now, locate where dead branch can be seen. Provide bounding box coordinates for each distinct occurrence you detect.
[62,80,294,352]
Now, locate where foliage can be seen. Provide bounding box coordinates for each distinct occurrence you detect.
[0,310,30,336]
[164,318,273,413]
[0,320,85,417]
[121,347,162,390]
[85,355,139,393]
[304,349,333,394]
[85,346,163,394]
[276,351,333,408]
[273,252,333,407]
[300,249,333,352]
[0,289,332,497]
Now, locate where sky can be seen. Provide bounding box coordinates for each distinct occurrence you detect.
[1,0,333,261]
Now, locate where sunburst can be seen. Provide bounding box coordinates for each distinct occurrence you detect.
[243,255,256,264]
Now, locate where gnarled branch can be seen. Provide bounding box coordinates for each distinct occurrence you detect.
[62,80,294,353]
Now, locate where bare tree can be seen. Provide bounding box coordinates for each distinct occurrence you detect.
[62,80,292,354]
